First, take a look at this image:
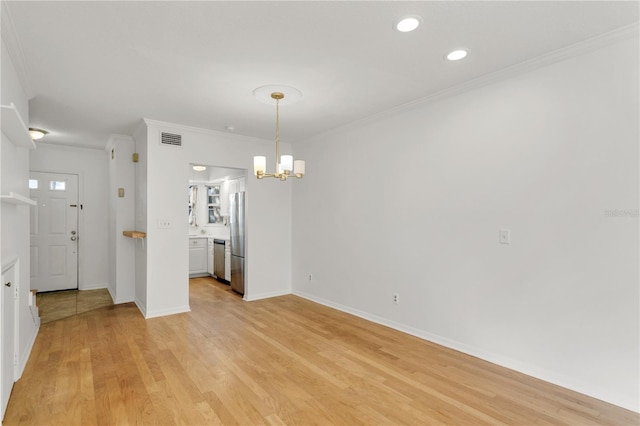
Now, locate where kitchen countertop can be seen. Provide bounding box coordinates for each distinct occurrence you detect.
[189,235,229,240]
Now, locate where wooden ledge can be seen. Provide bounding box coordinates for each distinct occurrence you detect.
[123,231,146,239]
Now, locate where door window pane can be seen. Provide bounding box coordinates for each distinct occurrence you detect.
[29,179,38,189]
[49,181,66,191]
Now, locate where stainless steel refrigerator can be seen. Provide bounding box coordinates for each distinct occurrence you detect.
[229,192,245,295]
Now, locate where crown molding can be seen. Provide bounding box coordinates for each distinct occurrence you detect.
[142,118,275,146]
[1,1,34,98]
[36,141,107,152]
[304,22,640,145]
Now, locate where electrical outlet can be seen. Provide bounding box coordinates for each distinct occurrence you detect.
[158,219,172,229]
[393,293,399,304]
[308,274,313,281]
[499,229,511,244]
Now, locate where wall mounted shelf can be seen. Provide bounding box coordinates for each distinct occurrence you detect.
[1,103,36,149]
[123,231,146,239]
[1,192,36,206]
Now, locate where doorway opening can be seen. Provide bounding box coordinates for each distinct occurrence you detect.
[188,164,247,299]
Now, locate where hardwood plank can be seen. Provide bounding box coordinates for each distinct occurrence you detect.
[4,277,638,425]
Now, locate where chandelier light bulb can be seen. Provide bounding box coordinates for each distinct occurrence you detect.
[253,156,266,177]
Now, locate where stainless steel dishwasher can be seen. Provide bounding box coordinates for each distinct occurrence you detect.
[213,239,226,282]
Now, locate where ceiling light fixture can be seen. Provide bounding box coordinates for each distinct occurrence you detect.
[446,49,468,61]
[395,15,422,32]
[192,165,206,172]
[28,128,48,140]
[253,92,305,181]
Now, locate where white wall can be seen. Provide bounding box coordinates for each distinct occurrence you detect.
[106,135,136,303]
[292,36,639,410]
[1,37,38,383]
[133,124,148,314]
[137,120,292,318]
[30,143,109,290]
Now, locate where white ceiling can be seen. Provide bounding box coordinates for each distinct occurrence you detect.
[3,1,638,149]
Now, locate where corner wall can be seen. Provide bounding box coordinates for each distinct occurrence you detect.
[292,35,639,410]
[136,120,293,318]
[106,135,136,303]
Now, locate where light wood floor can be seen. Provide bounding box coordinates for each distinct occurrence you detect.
[37,288,114,324]
[5,278,638,425]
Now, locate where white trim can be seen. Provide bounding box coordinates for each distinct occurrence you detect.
[15,320,38,381]
[134,297,147,318]
[292,289,639,413]
[0,2,34,98]
[243,289,291,302]
[107,285,134,305]
[301,23,640,145]
[78,282,107,291]
[36,141,106,152]
[1,255,18,273]
[144,305,190,319]
[143,118,271,146]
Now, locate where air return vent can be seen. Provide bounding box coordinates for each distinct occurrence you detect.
[161,132,182,146]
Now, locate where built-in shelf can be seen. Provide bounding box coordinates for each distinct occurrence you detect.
[1,192,36,206]
[1,103,36,149]
[123,230,146,239]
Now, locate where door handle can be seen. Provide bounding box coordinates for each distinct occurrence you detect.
[70,236,77,241]
[4,282,11,287]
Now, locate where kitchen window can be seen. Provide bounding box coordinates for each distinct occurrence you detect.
[207,185,222,224]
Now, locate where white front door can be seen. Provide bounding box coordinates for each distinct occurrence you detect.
[1,265,17,420]
[29,172,79,292]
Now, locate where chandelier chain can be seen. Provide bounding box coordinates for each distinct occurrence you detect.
[275,97,280,172]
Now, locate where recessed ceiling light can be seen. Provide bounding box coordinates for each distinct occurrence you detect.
[192,165,206,172]
[28,127,48,140]
[446,49,468,61]
[395,15,422,33]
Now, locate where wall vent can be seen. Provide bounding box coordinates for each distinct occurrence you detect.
[161,132,182,146]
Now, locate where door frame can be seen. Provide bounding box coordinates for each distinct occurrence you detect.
[0,257,19,420]
[30,169,82,291]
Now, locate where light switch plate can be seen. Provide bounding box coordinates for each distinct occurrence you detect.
[499,229,511,244]
[158,219,172,229]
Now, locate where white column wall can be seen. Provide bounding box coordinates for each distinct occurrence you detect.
[106,135,136,303]
[292,36,639,410]
[133,124,148,314]
[138,120,293,318]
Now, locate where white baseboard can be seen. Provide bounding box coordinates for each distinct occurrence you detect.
[107,285,134,304]
[16,320,39,381]
[292,290,639,413]
[79,282,108,291]
[244,288,291,302]
[144,305,190,319]
[134,297,147,318]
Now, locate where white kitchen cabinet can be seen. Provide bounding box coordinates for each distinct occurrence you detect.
[219,180,230,217]
[207,238,214,276]
[189,237,208,277]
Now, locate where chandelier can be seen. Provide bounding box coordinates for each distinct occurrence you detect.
[253,92,305,180]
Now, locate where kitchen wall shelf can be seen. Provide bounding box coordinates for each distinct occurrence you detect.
[1,192,36,206]
[1,103,36,149]
[123,231,146,239]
